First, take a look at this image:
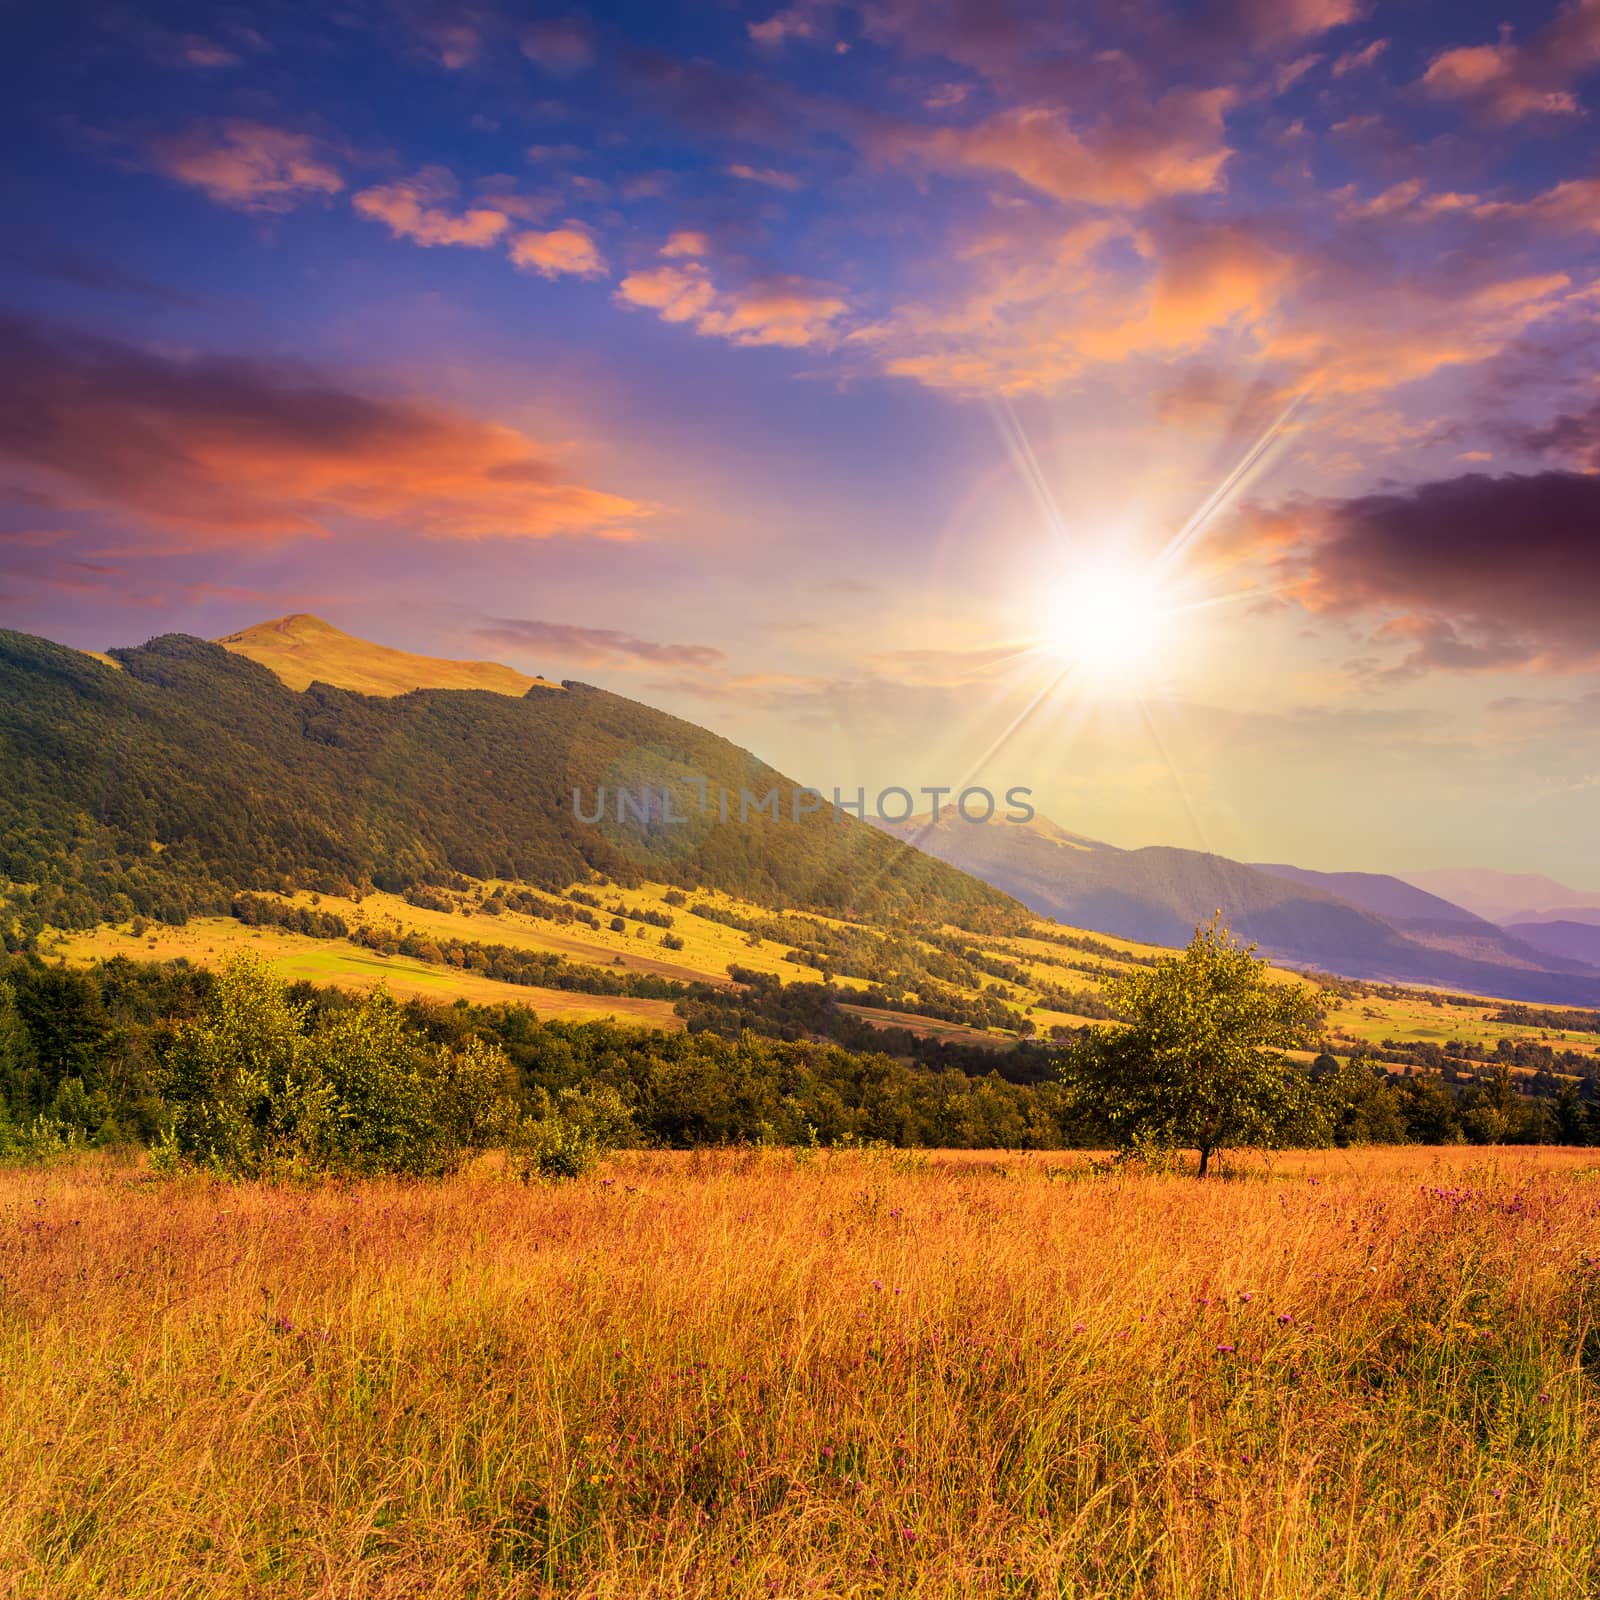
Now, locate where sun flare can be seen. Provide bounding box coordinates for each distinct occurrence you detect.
[1049,561,1168,682]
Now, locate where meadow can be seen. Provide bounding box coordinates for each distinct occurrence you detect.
[6,1147,1599,1598]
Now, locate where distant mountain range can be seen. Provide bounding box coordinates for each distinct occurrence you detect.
[873,813,1600,1006]
[1397,867,1600,928]
[1503,921,1600,969]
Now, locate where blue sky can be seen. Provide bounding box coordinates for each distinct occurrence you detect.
[4,0,1600,882]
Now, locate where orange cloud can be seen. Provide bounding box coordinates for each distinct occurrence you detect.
[877,89,1235,208]
[0,315,646,548]
[1471,178,1600,233]
[617,243,847,347]
[149,120,343,212]
[863,214,1286,395]
[508,226,608,278]
[476,617,725,669]
[727,163,802,190]
[1331,39,1387,75]
[1230,0,1363,45]
[748,3,834,48]
[352,167,510,247]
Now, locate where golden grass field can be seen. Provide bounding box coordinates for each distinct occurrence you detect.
[5,1147,1599,1598]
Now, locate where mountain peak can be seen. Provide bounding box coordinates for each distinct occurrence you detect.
[216,614,560,699]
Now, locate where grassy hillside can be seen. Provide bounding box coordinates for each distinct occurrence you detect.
[0,626,1019,936]
[47,870,1600,1103]
[216,613,559,697]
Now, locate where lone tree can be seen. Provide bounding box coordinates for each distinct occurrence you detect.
[1060,917,1321,1176]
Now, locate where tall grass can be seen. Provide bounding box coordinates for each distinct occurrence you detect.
[4,1147,1598,1597]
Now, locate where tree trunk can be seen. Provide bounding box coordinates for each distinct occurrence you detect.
[1197,1143,1211,1178]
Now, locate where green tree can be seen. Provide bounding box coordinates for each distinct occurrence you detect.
[1058,918,1321,1176]
[1395,1073,1463,1144]
[0,979,32,1122]
[302,989,432,1175]
[419,1034,520,1172]
[157,953,323,1177]
[1310,1057,1409,1146]
[1552,1081,1591,1146]
[512,1082,635,1181]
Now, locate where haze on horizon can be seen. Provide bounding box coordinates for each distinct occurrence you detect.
[3,0,1600,887]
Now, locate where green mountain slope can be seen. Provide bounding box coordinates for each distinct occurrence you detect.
[0,628,1019,935]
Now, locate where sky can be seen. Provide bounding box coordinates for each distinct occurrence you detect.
[3,0,1600,884]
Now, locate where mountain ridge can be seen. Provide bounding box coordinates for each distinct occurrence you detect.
[0,625,1018,934]
[216,613,559,698]
[875,812,1600,1005]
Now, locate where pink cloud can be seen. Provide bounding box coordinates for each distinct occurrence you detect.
[148,120,343,212]
[617,241,847,348]
[1421,4,1600,123]
[508,226,608,279]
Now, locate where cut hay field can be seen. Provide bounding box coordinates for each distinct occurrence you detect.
[5,1149,1599,1597]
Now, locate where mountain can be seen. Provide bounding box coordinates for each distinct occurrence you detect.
[1252,864,1486,927]
[1251,863,1568,971]
[1504,921,1600,968]
[1400,867,1600,926]
[874,813,1600,1004]
[1506,907,1600,928]
[217,614,558,698]
[0,626,1019,934]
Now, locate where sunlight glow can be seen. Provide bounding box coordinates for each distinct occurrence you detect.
[1049,561,1168,683]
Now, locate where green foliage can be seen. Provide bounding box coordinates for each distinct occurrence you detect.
[1309,1056,1410,1146]
[512,1083,634,1181]
[157,954,518,1178]
[158,953,323,1177]
[1059,918,1322,1175]
[0,946,1591,1172]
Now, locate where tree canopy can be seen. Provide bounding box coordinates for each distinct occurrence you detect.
[1059,918,1322,1175]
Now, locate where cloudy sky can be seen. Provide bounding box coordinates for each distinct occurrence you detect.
[3,0,1600,883]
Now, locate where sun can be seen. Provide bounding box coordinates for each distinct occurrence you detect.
[1047,560,1168,682]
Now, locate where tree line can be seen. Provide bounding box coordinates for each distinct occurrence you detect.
[4,931,1599,1176]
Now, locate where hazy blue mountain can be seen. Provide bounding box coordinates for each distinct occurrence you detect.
[1400,867,1600,926]
[1504,921,1600,969]
[875,813,1600,1004]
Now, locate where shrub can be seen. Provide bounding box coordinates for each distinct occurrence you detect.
[512,1083,635,1182]
[157,955,518,1179]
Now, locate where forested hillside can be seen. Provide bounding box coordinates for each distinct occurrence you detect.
[0,629,1018,937]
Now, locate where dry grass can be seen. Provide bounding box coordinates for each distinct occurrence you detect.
[4,1147,1599,1598]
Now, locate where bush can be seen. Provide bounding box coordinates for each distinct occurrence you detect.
[512,1083,634,1182]
[157,954,518,1179]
